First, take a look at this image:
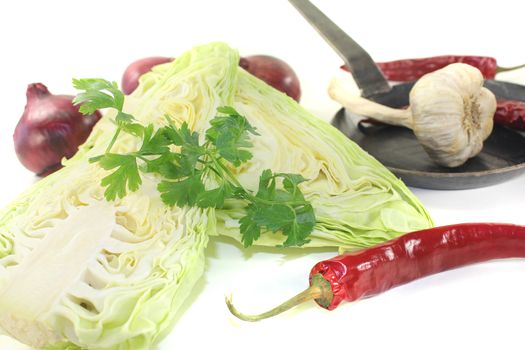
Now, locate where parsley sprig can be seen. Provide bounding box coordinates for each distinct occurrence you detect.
[73,78,315,247]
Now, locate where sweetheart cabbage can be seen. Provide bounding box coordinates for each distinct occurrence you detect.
[0,42,432,349]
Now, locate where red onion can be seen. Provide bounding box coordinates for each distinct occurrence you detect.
[239,55,301,102]
[13,83,101,176]
[121,56,173,95]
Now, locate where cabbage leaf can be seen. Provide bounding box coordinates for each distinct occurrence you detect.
[0,42,432,349]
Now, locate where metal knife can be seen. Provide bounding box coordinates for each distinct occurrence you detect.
[288,0,391,98]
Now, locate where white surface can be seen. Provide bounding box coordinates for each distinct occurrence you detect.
[1,1,525,349]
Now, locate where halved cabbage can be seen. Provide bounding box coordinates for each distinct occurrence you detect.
[0,42,432,349]
[133,42,433,250]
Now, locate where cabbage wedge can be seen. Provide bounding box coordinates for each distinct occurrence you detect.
[130,42,432,249]
[0,42,432,349]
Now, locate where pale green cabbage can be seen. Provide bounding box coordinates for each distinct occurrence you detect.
[0,42,433,349]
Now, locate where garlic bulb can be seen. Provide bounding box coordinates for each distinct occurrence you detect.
[329,63,497,167]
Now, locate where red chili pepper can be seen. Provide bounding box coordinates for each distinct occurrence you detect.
[226,223,525,321]
[341,56,525,81]
[494,99,525,131]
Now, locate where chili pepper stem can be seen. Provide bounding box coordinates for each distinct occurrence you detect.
[497,63,525,74]
[225,274,333,322]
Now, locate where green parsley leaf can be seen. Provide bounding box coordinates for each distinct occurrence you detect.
[115,112,136,127]
[98,154,142,200]
[164,122,199,146]
[139,125,173,154]
[73,78,138,156]
[206,107,258,166]
[121,122,145,137]
[145,153,192,179]
[238,170,315,247]
[142,123,204,180]
[216,106,240,115]
[73,78,126,114]
[160,122,206,169]
[179,126,205,167]
[255,169,276,200]
[239,206,261,248]
[279,173,308,190]
[241,202,314,248]
[252,203,294,231]
[276,173,308,202]
[279,204,315,248]
[158,174,205,207]
[196,183,232,208]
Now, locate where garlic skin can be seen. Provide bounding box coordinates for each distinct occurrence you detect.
[409,63,496,167]
[328,63,497,168]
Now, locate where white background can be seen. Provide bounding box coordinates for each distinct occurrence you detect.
[1,1,525,349]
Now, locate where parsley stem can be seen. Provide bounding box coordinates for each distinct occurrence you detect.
[137,151,166,156]
[205,165,222,178]
[105,127,121,153]
[135,155,149,162]
[251,196,309,206]
[208,154,244,189]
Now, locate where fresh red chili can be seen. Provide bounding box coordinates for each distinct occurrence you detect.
[494,99,525,131]
[341,56,525,81]
[226,223,525,321]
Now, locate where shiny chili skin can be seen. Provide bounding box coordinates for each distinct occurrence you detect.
[310,223,525,310]
[494,99,525,131]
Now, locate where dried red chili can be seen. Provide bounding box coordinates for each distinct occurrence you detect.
[226,223,525,321]
[378,56,498,81]
[341,56,525,81]
[494,99,525,131]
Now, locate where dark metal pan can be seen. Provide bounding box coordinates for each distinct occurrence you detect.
[332,109,525,190]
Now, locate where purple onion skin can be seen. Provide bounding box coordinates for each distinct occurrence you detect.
[239,55,301,102]
[13,83,101,176]
[121,56,173,95]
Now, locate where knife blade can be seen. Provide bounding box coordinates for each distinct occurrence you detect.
[372,80,525,108]
[289,0,391,98]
